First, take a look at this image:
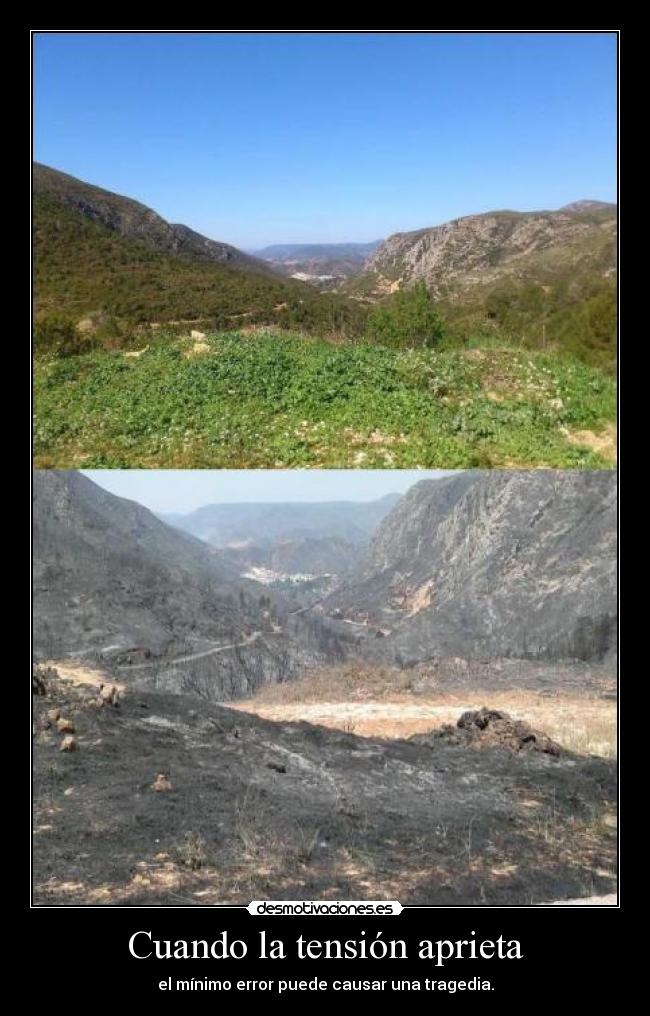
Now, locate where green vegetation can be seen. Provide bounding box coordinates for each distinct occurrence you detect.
[367,282,444,348]
[34,194,367,341]
[34,331,616,469]
[32,166,617,468]
[33,167,616,370]
[345,208,617,372]
[441,276,617,373]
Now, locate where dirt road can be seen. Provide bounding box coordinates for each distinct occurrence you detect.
[116,631,267,671]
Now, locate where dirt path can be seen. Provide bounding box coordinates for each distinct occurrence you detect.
[41,659,125,693]
[229,699,473,735]
[115,631,269,671]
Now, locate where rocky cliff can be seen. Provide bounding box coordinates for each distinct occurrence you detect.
[326,471,617,668]
[359,204,616,298]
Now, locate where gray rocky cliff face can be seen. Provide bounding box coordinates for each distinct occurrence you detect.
[327,471,617,668]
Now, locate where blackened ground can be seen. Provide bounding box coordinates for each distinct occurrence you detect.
[33,671,616,907]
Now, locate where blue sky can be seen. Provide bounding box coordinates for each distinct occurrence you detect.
[82,469,454,512]
[34,32,617,248]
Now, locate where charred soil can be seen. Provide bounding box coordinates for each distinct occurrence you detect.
[33,668,616,907]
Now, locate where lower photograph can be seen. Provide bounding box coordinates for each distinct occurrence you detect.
[32,468,617,907]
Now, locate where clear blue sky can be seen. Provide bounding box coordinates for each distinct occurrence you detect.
[34,32,617,248]
[82,469,455,513]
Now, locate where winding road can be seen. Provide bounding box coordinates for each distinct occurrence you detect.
[115,630,275,671]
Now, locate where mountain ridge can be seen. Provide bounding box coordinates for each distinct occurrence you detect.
[358,201,616,296]
[344,201,616,367]
[162,493,401,547]
[33,164,367,336]
[255,241,382,260]
[34,162,266,271]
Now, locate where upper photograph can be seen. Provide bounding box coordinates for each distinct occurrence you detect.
[32,31,617,470]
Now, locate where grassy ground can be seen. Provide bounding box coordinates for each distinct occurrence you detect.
[33,330,617,469]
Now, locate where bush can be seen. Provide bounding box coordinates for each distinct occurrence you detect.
[33,313,92,357]
[366,282,445,348]
[93,316,130,350]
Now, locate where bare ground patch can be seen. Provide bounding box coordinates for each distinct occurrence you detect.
[564,422,617,464]
[232,691,616,757]
[233,662,616,758]
[40,658,125,694]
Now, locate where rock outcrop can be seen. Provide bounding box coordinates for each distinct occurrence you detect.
[358,204,616,298]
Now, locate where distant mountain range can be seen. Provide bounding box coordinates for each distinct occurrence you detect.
[161,495,401,606]
[254,241,383,288]
[162,494,399,547]
[255,242,382,261]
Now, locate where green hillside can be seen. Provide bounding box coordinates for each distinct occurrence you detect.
[345,204,617,371]
[438,235,617,372]
[33,167,367,342]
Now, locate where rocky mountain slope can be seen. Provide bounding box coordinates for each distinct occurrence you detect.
[347,202,617,368]
[358,203,616,297]
[33,471,347,698]
[324,471,617,668]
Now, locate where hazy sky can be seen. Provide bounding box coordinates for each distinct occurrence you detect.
[82,469,456,513]
[34,32,617,248]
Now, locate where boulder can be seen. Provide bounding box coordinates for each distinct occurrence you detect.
[151,773,172,792]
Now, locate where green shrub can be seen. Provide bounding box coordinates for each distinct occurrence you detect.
[367,282,445,349]
[33,313,92,357]
[93,316,130,350]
